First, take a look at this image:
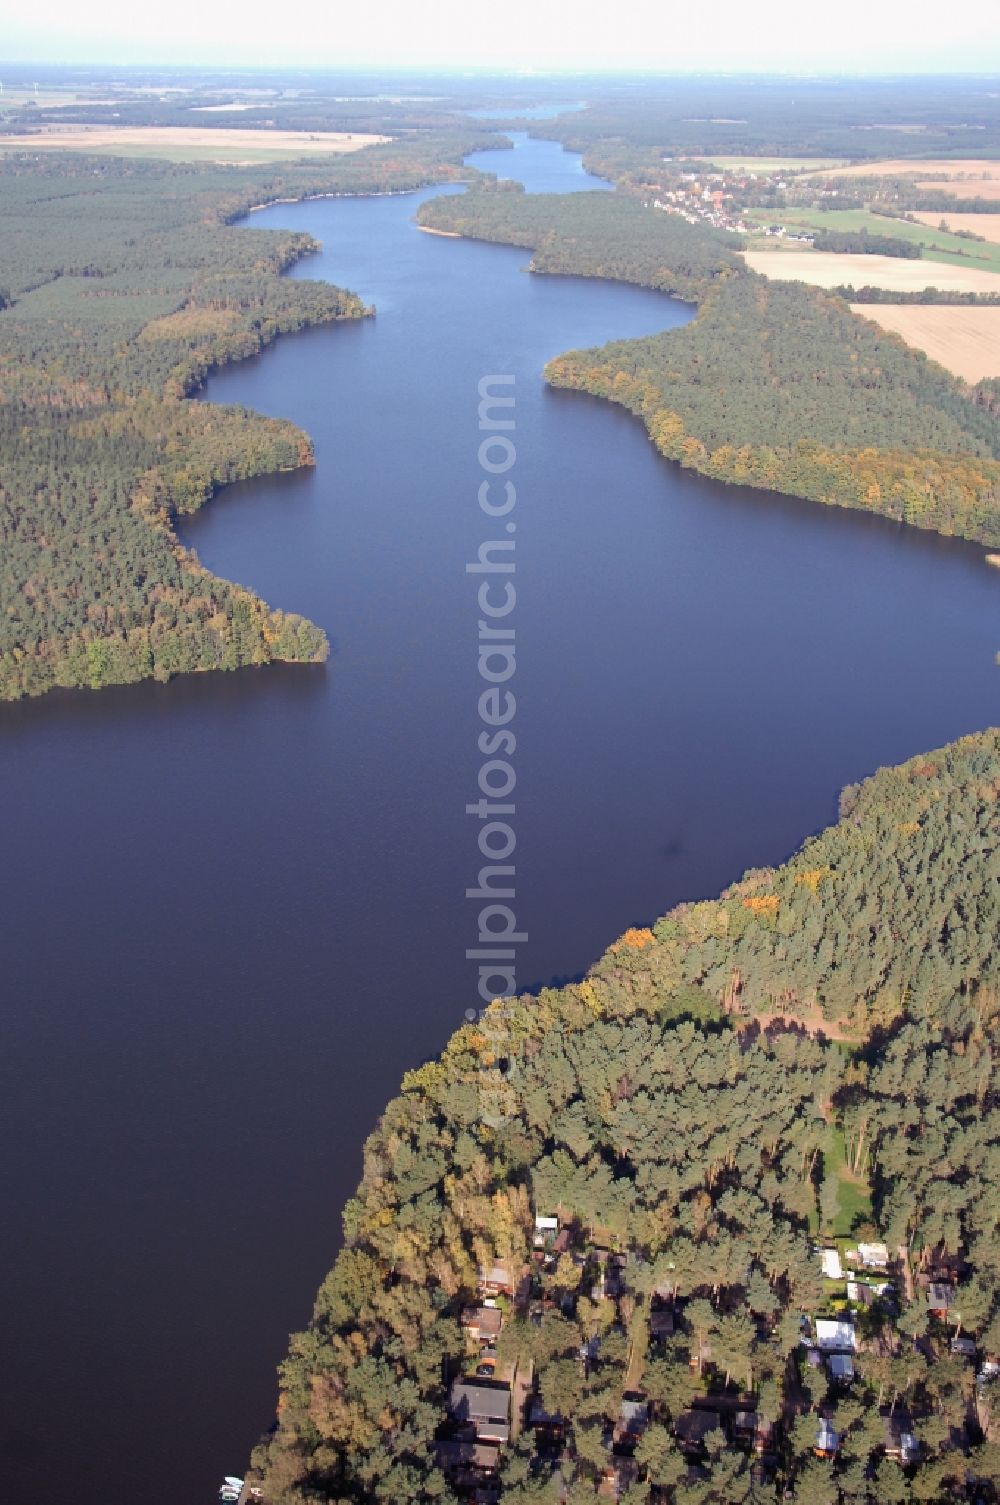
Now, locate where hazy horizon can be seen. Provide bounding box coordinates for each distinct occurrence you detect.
[3,0,1000,75]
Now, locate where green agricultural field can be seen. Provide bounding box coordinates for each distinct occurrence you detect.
[747,205,1000,273]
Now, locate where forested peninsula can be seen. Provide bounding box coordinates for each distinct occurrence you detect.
[253,729,1000,1505]
[417,186,1000,547]
[0,134,480,700]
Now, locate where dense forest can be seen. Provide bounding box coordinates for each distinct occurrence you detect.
[252,729,1000,1504]
[0,134,487,699]
[419,183,742,300]
[418,186,1000,547]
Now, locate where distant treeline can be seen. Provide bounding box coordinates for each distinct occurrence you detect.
[529,77,1000,160]
[839,285,1000,306]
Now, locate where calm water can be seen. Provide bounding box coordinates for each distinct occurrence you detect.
[467,129,612,189]
[1,134,998,1505]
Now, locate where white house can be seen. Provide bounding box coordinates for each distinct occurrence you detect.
[533,1214,559,1248]
[856,1242,889,1268]
[815,1318,856,1352]
[819,1249,843,1280]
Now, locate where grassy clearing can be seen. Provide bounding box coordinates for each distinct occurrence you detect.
[825,1127,874,1239]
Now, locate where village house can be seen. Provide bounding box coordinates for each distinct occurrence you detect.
[436,1437,502,1476]
[533,1215,559,1247]
[478,1263,514,1298]
[815,1418,840,1458]
[448,1380,511,1445]
[814,1317,857,1352]
[461,1305,503,1345]
[827,1352,855,1384]
[927,1281,956,1319]
[676,1406,724,1457]
[818,1248,843,1280]
[649,1306,675,1341]
[616,1393,649,1443]
[599,1456,640,1499]
[855,1242,889,1269]
[883,1413,920,1465]
[846,1278,890,1306]
[735,1410,774,1456]
[605,1252,628,1300]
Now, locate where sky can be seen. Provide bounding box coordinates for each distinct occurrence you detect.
[2,0,1000,73]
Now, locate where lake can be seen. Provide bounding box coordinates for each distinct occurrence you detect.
[0,132,997,1505]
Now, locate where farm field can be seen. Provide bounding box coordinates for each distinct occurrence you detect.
[918,178,1000,201]
[742,247,1000,294]
[803,157,1000,179]
[848,304,1000,382]
[0,87,115,110]
[698,155,849,173]
[0,124,390,162]
[746,206,1000,273]
[913,211,1000,244]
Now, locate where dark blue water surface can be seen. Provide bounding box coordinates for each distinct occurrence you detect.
[467,128,612,190]
[0,133,997,1505]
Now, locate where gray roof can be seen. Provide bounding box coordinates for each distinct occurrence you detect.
[449,1380,510,1425]
[621,1397,649,1425]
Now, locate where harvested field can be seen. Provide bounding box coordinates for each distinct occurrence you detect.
[918,179,1000,202]
[0,125,390,163]
[912,212,1000,244]
[742,248,1000,295]
[848,304,1000,382]
[699,155,848,173]
[803,158,1000,180]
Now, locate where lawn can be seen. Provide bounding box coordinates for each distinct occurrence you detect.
[824,1127,873,1239]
